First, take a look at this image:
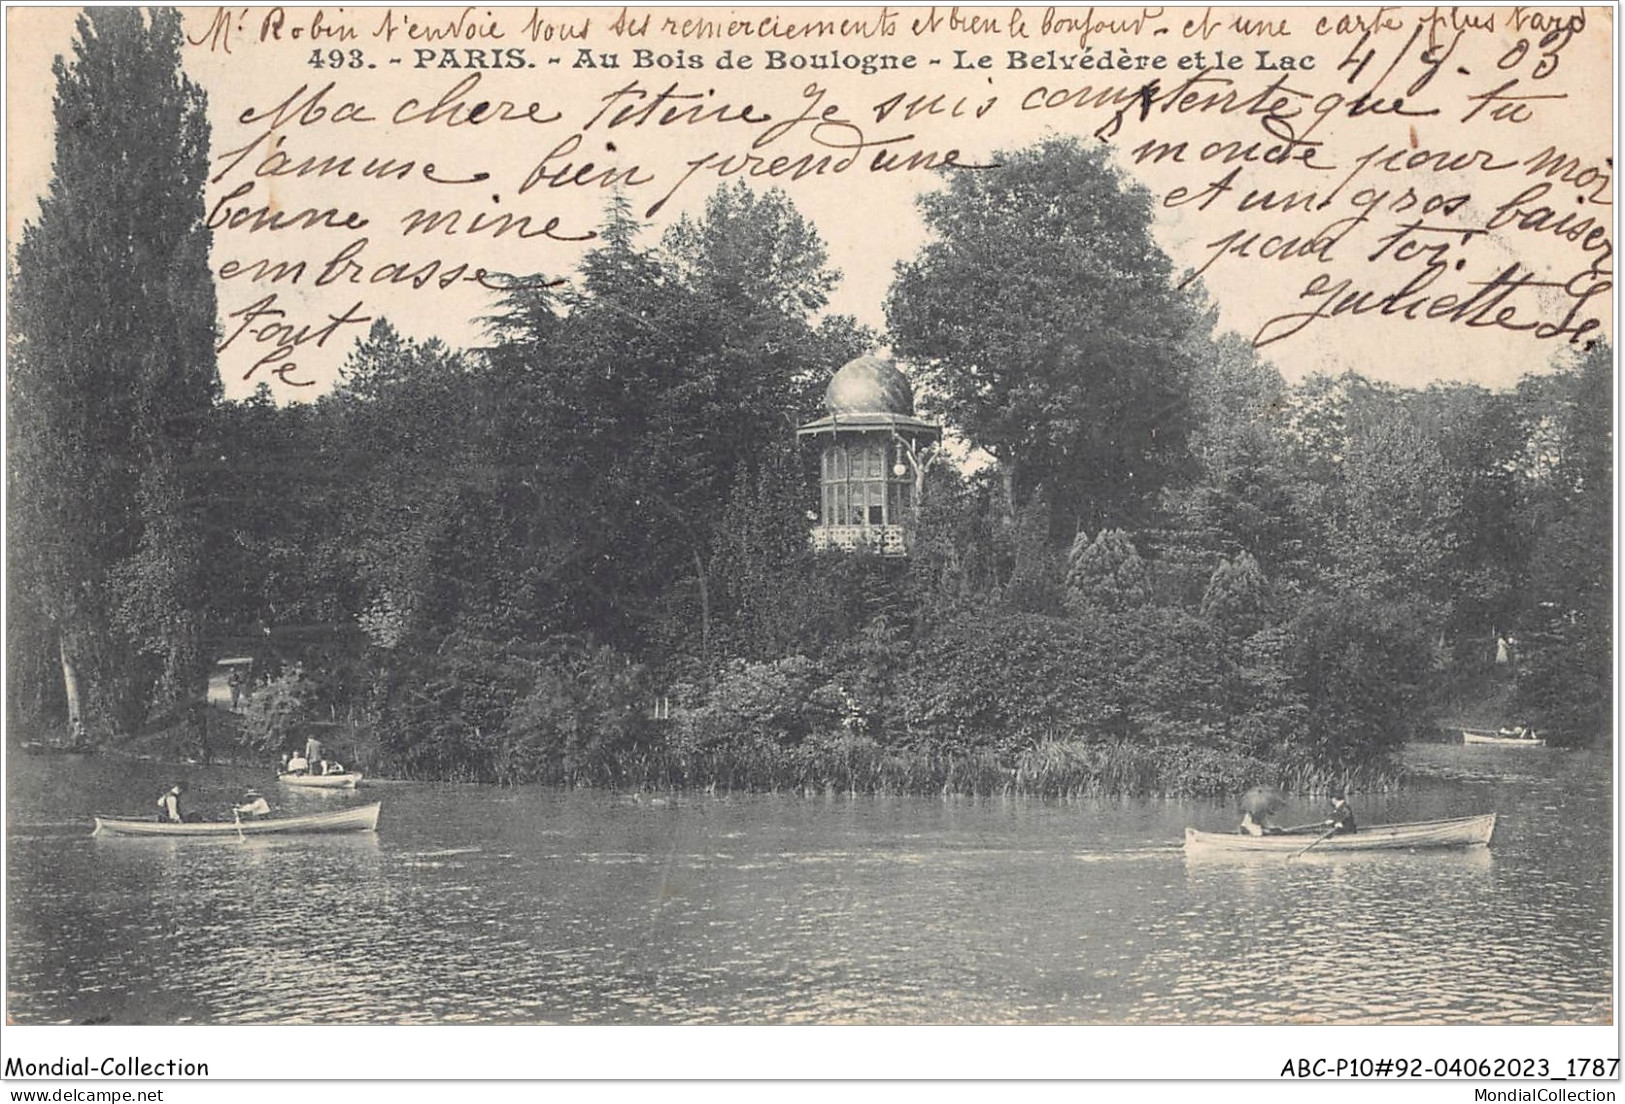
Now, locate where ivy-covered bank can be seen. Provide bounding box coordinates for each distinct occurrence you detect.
[221,530,1494,797]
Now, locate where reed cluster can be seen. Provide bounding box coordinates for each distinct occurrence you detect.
[614,735,1015,796]
[506,733,1388,800]
[1011,740,1274,798]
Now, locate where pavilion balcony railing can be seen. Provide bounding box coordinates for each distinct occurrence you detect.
[810,524,908,556]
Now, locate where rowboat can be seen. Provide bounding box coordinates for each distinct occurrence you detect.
[278,771,362,788]
[1462,728,1545,747]
[93,802,381,838]
[1184,813,1496,854]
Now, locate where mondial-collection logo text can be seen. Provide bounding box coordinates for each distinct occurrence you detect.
[2,1057,209,1078]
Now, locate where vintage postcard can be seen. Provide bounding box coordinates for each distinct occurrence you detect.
[4,2,1616,1089]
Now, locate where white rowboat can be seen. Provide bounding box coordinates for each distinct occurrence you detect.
[93,802,381,837]
[1184,813,1497,854]
[278,771,363,788]
[1462,729,1545,748]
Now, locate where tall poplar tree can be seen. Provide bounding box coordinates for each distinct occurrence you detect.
[9,8,218,735]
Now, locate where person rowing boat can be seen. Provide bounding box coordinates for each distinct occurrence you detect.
[1324,792,1357,835]
[1186,813,1495,854]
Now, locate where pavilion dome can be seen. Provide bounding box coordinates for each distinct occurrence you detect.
[824,355,916,416]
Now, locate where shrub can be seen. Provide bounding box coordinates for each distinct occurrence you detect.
[1282,594,1430,772]
[372,636,532,781]
[502,643,652,786]
[669,655,836,753]
[1065,528,1152,613]
[237,664,318,755]
[899,611,1106,754]
[898,606,1232,754]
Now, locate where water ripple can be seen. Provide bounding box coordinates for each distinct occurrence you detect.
[6,748,1613,1024]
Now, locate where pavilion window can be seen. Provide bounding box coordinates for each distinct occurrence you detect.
[888,478,912,521]
[820,440,925,529]
[846,444,880,527]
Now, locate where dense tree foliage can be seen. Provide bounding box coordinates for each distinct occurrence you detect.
[10,114,1610,790]
[886,136,1205,536]
[1509,342,1612,740]
[9,9,217,737]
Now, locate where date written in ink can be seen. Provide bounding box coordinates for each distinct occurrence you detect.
[307,48,532,70]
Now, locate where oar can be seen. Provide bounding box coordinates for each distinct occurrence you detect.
[233,808,244,842]
[1289,826,1337,861]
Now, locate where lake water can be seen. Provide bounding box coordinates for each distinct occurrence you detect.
[4,742,1612,1025]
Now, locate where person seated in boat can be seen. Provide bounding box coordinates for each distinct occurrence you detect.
[321,760,346,776]
[155,781,190,823]
[233,790,270,817]
[1324,793,1357,834]
[284,750,309,775]
[1238,811,1284,836]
